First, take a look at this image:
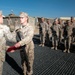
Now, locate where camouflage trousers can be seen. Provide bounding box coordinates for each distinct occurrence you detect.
[20,48,34,75]
[40,33,46,44]
[52,36,58,47]
[45,33,51,45]
[64,36,72,49]
[0,60,3,75]
[59,30,64,43]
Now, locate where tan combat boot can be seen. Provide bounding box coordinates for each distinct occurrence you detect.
[42,44,44,47]
[68,49,70,53]
[63,49,67,52]
[51,46,54,49]
[55,47,57,50]
[39,44,42,46]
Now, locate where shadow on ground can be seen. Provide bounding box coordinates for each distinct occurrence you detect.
[5,53,23,75]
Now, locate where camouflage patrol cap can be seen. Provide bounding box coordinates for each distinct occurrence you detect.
[0,10,5,17]
[19,12,28,18]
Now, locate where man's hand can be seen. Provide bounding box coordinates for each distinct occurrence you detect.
[10,50,15,53]
[15,42,21,48]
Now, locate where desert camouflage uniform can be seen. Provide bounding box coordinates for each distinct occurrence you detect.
[63,21,73,53]
[59,22,64,43]
[46,22,52,45]
[47,23,52,38]
[0,24,16,75]
[71,21,75,43]
[39,22,48,46]
[18,23,34,75]
[51,24,60,50]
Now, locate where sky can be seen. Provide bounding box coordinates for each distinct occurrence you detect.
[0,0,75,18]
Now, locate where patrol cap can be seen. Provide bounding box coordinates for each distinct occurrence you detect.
[19,12,28,18]
[0,10,5,17]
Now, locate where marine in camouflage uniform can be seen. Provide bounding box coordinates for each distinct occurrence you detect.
[0,11,16,75]
[63,20,73,53]
[14,12,34,75]
[46,19,52,45]
[70,17,75,43]
[51,18,60,50]
[58,18,64,43]
[39,17,48,47]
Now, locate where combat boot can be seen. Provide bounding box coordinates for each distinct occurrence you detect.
[51,46,54,49]
[68,49,70,53]
[42,44,44,47]
[55,47,57,50]
[39,44,42,46]
[63,49,67,52]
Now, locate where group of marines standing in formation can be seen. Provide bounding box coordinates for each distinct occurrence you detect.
[39,17,75,53]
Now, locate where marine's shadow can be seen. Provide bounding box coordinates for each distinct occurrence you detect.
[5,53,24,75]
